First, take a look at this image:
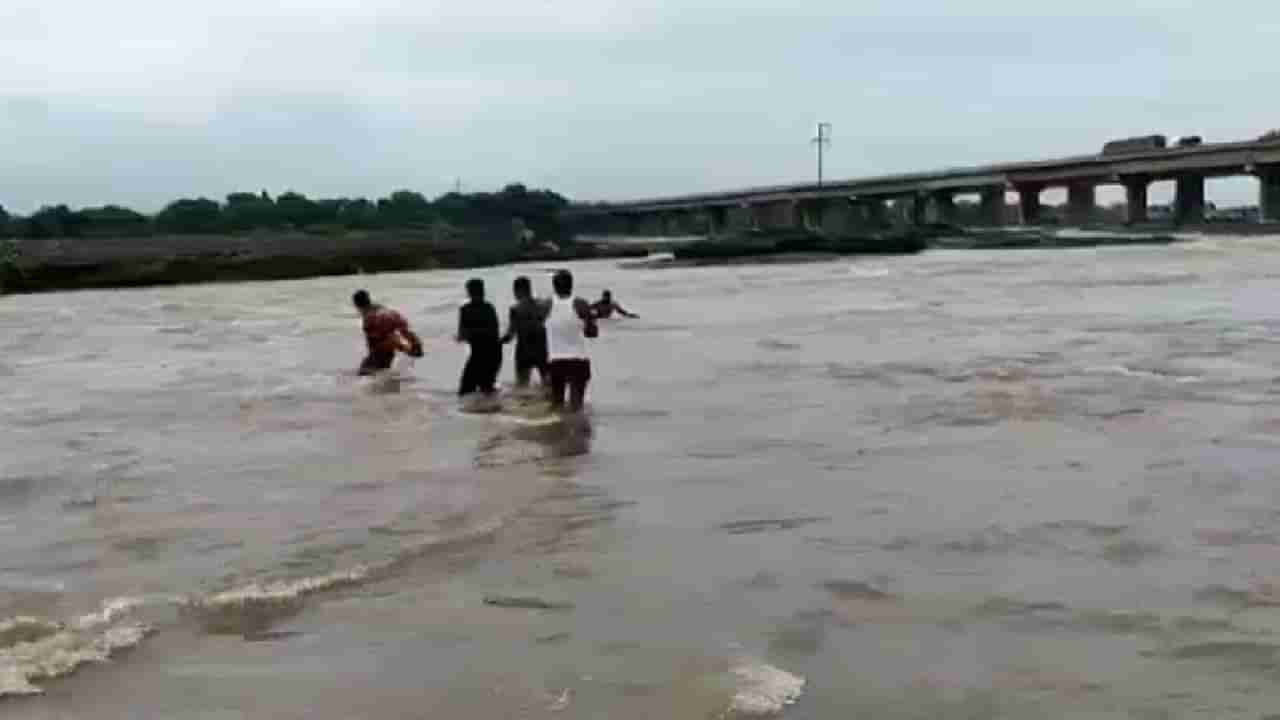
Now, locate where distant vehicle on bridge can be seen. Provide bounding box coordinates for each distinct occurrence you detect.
[1175,135,1203,147]
[1102,134,1168,155]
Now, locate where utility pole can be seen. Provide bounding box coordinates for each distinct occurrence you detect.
[812,122,832,187]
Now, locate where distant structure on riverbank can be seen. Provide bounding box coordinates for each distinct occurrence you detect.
[566,129,1280,237]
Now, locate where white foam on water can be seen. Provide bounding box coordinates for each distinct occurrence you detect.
[1088,365,1201,384]
[74,595,150,630]
[848,265,891,279]
[725,659,806,717]
[0,617,63,648]
[0,596,156,697]
[183,568,373,635]
[195,566,371,611]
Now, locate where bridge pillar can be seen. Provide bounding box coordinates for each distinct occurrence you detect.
[931,192,957,224]
[1174,174,1206,224]
[855,198,890,229]
[751,200,801,230]
[979,187,1006,226]
[797,199,829,232]
[908,194,928,227]
[1015,184,1044,225]
[676,210,699,236]
[1122,176,1150,224]
[1066,182,1096,226]
[1258,167,1280,223]
[660,212,676,236]
[818,199,858,235]
[701,206,728,236]
[726,205,753,232]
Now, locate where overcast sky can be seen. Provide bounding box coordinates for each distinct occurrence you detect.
[2,0,1278,213]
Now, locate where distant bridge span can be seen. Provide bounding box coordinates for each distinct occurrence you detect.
[564,134,1280,234]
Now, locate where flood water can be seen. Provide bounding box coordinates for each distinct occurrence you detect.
[7,237,1280,718]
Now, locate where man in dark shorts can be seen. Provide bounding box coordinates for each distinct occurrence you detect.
[455,278,502,396]
[591,290,638,319]
[545,270,598,412]
[353,289,423,375]
[499,276,550,388]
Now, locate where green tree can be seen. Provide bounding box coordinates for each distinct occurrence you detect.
[276,191,322,228]
[156,198,223,233]
[313,198,345,226]
[376,190,434,226]
[79,205,150,236]
[23,205,86,238]
[338,198,380,229]
[223,192,279,231]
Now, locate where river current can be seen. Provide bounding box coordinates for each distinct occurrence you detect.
[6,237,1280,718]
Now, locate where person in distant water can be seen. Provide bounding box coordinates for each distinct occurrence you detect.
[456,278,502,396]
[546,270,599,412]
[591,290,638,319]
[499,276,550,389]
[353,289,423,376]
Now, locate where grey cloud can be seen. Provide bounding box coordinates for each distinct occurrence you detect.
[1,0,1279,212]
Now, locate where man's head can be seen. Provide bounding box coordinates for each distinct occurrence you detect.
[552,270,573,298]
[513,276,532,300]
[466,278,485,300]
[601,290,613,302]
[352,289,372,314]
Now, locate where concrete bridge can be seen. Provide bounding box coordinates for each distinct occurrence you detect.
[565,133,1280,236]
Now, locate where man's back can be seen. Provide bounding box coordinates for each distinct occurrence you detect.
[459,300,500,346]
[509,298,549,346]
[363,305,408,353]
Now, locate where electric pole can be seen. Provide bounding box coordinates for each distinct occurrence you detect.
[812,122,832,186]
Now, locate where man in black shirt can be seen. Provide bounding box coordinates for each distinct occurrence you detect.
[455,278,502,396]
[499,276,550,388]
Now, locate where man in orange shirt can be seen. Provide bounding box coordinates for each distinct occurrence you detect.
[353,290,423,375]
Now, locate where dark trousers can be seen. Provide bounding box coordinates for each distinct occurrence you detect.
[358,350,395,376]
[459,342,502,395]
[548,358,591,411]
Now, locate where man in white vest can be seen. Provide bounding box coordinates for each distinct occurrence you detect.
[544,269,598,412]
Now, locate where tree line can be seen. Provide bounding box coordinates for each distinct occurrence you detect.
[0,184,569,240]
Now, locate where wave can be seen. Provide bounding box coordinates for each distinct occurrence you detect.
[0,596,162,698]
[846,265,891,279]
[182,567,371,635]
[725,659,806,717]
[1,512,514,698]
[1088,365,1201,384]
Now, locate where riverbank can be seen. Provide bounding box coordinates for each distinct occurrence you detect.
[0,229,646,295]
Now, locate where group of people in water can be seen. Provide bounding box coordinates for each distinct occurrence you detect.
[352,269,636,412]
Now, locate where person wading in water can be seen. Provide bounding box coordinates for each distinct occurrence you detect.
[591,289,638,319]
[455,278,502,396]
[546,270,598,412]
[500,276,550,390]
[353,290,423,376]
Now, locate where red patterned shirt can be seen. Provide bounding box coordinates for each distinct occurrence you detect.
[362,305,409,354]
